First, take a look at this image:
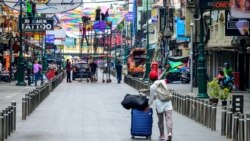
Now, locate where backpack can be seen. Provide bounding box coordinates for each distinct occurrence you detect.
[154,80,172,102]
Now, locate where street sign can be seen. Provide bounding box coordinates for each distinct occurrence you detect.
[46,34,55,44]
[125,13,134,22]
[22,18,54,31]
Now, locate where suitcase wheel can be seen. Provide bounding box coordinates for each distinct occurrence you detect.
[131,136,135,139]
[146,136,151,139]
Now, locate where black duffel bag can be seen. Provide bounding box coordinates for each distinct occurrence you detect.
[121,94,148,110]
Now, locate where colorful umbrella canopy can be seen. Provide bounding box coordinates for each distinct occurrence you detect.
[57,6,127,38]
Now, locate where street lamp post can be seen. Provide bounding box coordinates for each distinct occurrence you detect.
[196,7,208,98]
[190,21,194,93]
[16,0,26,86]
[144,0,150,80]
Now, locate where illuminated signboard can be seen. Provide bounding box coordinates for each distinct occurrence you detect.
[225,10,250,36]
[200,0,230,9]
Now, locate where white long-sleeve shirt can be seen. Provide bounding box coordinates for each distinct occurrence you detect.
[148,80,173,113]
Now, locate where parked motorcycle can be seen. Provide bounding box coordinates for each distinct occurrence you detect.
[166,71,190,84]
[180,72,190,84]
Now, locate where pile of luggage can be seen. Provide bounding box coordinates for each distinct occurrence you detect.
[121,94,152,139]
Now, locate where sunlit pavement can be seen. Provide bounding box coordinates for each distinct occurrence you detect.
[3,70,230,141]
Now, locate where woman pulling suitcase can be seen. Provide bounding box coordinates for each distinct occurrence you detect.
[148,70,173,141]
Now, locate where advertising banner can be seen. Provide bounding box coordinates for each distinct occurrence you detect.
[225,10,250,36]
[230,0,250,18]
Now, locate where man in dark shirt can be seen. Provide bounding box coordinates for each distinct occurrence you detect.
[89,61,98,82]
[115,60,122,83]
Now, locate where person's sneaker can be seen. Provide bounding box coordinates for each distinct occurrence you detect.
[166,133,172,141]
[159,135,165,140]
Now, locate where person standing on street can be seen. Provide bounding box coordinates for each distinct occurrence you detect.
[115,60,122,83]
[89,60,98,82]
[0,61,2,73]
[148,70,173,141]
[33,60,43,86]
[66,59,72,82]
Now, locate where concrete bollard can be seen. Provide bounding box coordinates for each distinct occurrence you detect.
[238,114,244,141]
[221,106,227,136]
[0,114,3,141]
[245,114,250,141]
[22,98,26,120]
[211,103,217,131]
[226,109,233,138]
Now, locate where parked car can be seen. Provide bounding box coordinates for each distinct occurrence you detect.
[72,61,91,81]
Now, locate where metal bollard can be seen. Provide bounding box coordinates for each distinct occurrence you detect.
[226,109,233,138]
[206,102,212,128]
[195,99,200,122]
[203,101,208,126]
[189,97,193,119]
[0,114,3,141]
[232,113,239,140]
[245,114,250,141]
[22,98,26,120]
[5,108,9,137]
[3,110,7,139]
[7,106,12,135]
[199,100,204,124]
[180,96,183,114]
[185,96,190,117]
[238,114,244,141]
[11,102,16,131]
[211,103,217,131]
[221,106,227,136]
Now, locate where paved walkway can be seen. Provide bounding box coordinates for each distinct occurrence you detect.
[2,70,230,141]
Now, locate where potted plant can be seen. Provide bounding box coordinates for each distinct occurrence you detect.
[207,79,220,104]
[219,88,230,106]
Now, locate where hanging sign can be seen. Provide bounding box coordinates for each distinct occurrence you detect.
[22,18,54,31]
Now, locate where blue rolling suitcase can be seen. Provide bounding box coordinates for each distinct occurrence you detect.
[131,108,153,139]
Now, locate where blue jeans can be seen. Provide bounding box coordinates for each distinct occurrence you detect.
[34,72,43,86]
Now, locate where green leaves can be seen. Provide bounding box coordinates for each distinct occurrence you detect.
[208,78,231,100]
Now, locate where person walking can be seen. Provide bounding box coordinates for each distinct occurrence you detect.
[33,60,43,86]
[66,59,72,82]
[148,70,173,141]
[115,60,122,83]
[89,60,98,82]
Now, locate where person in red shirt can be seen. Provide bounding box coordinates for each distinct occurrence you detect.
[66,59,72,82]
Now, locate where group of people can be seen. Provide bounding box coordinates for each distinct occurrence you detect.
[65,59,123,84]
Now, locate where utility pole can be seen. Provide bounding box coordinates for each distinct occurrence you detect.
[144,0,150,80]
[196,0,208,98]
[16,0,26,86]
